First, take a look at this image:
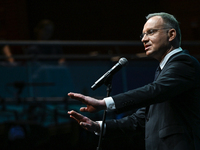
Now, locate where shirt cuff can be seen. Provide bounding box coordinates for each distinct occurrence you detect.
[94,121,106,136]
[104,97,116,110]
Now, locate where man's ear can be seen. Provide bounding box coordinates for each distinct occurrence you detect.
[168,29,176,42]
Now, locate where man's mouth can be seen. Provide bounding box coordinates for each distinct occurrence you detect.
[145,45,151,51]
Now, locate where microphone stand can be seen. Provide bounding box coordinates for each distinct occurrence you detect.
[96,76,112,150]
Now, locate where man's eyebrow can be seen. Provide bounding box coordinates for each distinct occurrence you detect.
[142,28,154,33]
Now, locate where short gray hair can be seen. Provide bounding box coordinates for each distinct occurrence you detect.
[146,12,181,46]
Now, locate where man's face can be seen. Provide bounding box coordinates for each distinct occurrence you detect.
[141,16,171,61]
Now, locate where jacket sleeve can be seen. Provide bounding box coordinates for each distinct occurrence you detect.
[112,53,198,113]
[104,107,145,137]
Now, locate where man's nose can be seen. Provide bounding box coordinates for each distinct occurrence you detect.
[141,34,148,42]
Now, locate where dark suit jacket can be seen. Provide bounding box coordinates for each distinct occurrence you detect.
[105,50,200,150]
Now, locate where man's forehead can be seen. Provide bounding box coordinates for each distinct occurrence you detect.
[143,16,164,31]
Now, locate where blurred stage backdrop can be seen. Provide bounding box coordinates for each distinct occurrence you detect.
[0,0,200,150]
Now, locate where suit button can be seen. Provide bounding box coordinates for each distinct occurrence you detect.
[146,118,149,122]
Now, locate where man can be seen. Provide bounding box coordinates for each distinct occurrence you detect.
[68,12,200,150]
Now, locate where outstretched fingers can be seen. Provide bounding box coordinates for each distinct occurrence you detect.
[68,110,84,123]
[68,92,106,113]
[68,92,86,103]
[68,110,100,133]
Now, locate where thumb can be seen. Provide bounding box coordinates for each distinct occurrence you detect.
[80,122,89,127]
[80,107,88,112]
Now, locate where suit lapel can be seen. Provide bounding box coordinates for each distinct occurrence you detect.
[145,66,161,119]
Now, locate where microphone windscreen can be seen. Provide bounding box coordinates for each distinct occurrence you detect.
[119,57,128,66]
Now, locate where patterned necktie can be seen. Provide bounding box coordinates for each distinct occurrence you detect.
[154,66,161,81]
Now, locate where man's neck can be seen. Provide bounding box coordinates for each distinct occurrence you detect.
[159,47,182,70]
[159,45,179,62]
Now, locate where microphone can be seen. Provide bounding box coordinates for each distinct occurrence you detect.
[91,57,128,90]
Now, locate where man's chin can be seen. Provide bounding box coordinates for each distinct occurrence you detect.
[145,51,152,57]
[145,51,157,59]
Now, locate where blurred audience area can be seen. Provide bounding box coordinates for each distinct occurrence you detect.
[0,0,200,149]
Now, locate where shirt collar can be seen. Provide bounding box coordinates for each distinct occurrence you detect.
[160,47,182,70]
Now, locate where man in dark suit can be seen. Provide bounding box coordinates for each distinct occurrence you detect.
[68,12,200,150]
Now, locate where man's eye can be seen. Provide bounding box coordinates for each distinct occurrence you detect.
[148,30,155,35]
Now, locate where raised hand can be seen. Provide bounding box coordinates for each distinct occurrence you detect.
[68,92,106,113]
[68,110,100,133]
